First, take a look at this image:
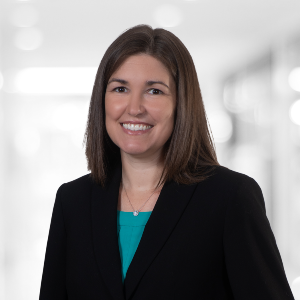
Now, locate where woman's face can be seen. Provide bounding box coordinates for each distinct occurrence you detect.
[105,54,176,159]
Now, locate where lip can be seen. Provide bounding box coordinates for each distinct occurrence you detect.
[120,121,153,126]
[120,123,154,135]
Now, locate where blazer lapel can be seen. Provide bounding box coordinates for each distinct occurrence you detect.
[91,162,125,300]
[124,179,199,300]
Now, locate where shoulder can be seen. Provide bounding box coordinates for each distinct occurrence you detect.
[52,174,99,226]
[204,165,260,191]
[207,165,265,213]
[197,165,264,209]
[56,173,95,205]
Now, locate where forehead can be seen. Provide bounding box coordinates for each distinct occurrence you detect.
[113,54,170,77]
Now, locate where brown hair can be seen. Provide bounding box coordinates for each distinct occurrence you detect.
[84,24,221,188]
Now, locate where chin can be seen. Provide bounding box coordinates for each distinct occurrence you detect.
[120,144,150,156]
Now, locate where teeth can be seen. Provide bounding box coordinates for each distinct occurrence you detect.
[122,123,152,131]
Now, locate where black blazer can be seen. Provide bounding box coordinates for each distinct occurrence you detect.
[39,163,294,300]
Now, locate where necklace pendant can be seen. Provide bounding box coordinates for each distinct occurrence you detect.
[133,210,139,216]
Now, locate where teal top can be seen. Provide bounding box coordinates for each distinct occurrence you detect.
[117,210,152,283]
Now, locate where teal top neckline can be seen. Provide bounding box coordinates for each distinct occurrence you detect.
[117,210,152,226]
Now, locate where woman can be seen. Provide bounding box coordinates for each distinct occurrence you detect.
[39,24,294,300]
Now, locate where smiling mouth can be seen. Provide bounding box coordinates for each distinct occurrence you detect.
[121,123,154,131]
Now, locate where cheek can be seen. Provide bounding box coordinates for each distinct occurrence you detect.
[149,99,175,127]
[105,96,129,140]
[105,96,124,121]
[148,101,175,146]
[104,96,125,144]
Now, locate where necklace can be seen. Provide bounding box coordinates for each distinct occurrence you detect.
[122,181,159,216]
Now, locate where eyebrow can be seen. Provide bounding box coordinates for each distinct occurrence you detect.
[107,78,170,90]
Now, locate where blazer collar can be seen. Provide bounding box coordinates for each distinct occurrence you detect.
[91,161,199,300]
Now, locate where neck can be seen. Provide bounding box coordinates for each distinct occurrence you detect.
[120,150,165,192]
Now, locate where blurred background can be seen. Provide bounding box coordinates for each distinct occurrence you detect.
[1,0,300,299]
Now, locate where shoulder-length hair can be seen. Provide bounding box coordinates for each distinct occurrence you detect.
[84,24,221,188]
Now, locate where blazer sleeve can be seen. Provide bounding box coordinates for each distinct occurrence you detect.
[39,184,68,300]
[223,175,295,300]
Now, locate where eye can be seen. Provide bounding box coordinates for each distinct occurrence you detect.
[112,87,163,95]
[113,86,127,93]
[149,88,163,95]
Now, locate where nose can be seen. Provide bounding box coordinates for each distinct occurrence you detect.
[127,91,146,117]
